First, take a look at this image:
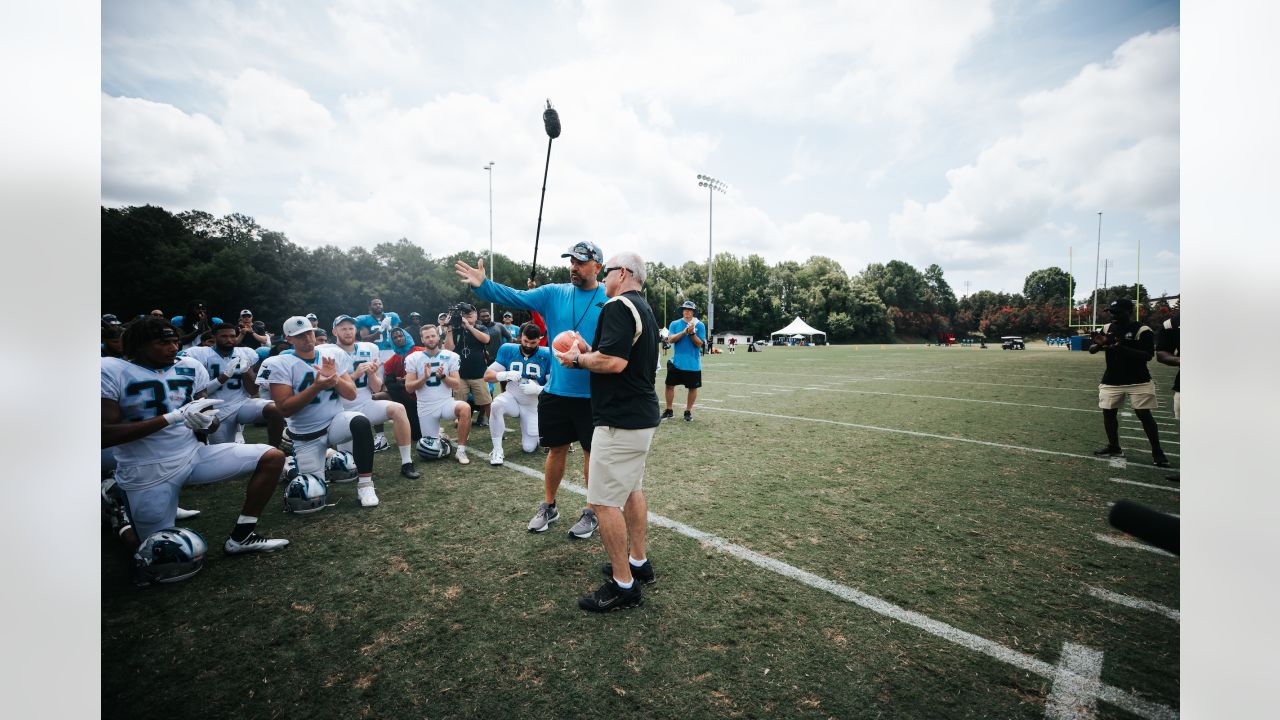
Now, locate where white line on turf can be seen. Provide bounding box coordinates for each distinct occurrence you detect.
[1086,586,1180,621]
[712,380,1097,414]
[1094,533,1176,558]
[1122,435,1179,445]
[499,462,1177,720]
[694,405,1173,471]
[727,394,749,398]
[1045,642,1104,720]
[1107,477,1179,494]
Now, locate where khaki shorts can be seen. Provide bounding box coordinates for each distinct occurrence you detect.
[1098,381,1158,410]
[453,377,492,405]
[586,426,657,508]
[1173,390,1180,420]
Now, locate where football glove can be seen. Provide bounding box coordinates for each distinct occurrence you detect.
[164,398,223,430]
[496,370,520,383]
[519,379,543,396]
[224,356,246,378]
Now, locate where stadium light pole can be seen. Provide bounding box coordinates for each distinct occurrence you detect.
[1091,211,1102,329]
[484,161,495,317]
[697,174,727,342]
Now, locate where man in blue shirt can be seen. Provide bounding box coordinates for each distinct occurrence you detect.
[663,300,706,421]
[455,241,608,539]
[355,298,401,362]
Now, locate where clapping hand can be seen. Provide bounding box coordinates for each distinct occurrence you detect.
[314,356,339,389]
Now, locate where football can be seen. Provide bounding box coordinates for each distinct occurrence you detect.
[552,330,589,354]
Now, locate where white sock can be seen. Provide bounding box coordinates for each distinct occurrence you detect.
[237,514,257,525]
[457,444,467,453]
[398,445,411,464]
[614,576,634,589]
[357,477,374,489]
[629,556,647,567]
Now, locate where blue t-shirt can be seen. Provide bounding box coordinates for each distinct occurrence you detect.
[668,318,706,371]
[472,279,606,398]
[354,312,401,351]
[493,343,553,386]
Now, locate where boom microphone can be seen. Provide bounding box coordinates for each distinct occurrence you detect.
[543,100,561,139]
[1107,500,1179,555]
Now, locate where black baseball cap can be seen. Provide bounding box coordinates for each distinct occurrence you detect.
[1108,298,1135,313]
[561,241,603,264]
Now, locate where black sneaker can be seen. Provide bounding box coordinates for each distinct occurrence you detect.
[400,462,421,479]
[600,559,656,586]
[661,409,673,420]
[1092,445,1123,457]
[1152,452,1171,468]
[683,410,692,422]
[578,579,644,612]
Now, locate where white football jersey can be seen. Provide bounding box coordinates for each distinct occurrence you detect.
[183,346,260,417]
[338,341,381,411]
[404,349,460,405]
[257,346,353,435]
[101,356,210,466]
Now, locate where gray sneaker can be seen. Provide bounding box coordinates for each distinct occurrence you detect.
[528,502,560,533]
[568,508,598,539]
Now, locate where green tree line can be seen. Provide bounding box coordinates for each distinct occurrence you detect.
[102,205,1171,342]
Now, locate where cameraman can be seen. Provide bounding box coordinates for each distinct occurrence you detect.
[443,303,493,428]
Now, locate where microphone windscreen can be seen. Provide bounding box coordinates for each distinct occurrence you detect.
[1108,500,1179,555]
[543,105,561,139]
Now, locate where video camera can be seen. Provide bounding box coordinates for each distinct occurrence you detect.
[444,302,475,332]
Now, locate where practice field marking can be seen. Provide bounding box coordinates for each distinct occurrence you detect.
[695,405,1175,471]
[1122,435,1179,445]
[1045,642,1104,720]
[1094,533,1177,558]
[1086,586,1180,622]
[727,394,749,398]
[704,367,1097,393]
[1107,477,1179,494]
[500,461,1177,720]
[702,398,724,403]
[713,380,1098,414]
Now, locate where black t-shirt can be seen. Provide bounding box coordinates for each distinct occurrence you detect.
[479,321,510,363]
[1099,320,1154,385]
[452,328,489,379]
[589,291,660,429]
[1157,316,1180,392]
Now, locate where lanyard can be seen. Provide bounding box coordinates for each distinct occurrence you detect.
[571,286,602,334]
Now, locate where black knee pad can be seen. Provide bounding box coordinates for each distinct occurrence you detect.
[349,415,374,473]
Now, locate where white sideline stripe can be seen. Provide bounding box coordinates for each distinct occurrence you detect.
[1086,586,1180,622]
[1123,424,1178,435]
[705,367,1096,393]
[727,394,749,398]
[714,380,1096,414]
[1094,533,1177,558]
[696,405,1173,471]
[1122,435,1179,445]
[1107,477,1179,494]
[702,398,724,403]
[500,461,1177,720]
[1045,642,1104,720]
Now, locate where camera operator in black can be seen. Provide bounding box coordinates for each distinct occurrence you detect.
[443,303,493,427]
[1089,297,1170,467]
[1156,312,1180,481]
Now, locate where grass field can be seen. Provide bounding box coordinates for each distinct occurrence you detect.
[102,344,1180,719]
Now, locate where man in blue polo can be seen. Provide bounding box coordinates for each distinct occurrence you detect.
[455,241,607,539]
[663,300,706,422]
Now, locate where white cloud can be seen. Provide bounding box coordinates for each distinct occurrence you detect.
[220,69,335,148]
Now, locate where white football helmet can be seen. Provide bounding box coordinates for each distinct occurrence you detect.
[415,435,455,461]
[326,450,358,481]
[283,473,328,514]
[134,527,207,585]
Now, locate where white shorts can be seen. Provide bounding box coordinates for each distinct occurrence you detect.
[490,393,539,452]
[292,411,368,479]
[208,398,272,445]
[345,398,396,426]
[1098,381,1158,410]
[114,443,274,538]
[417,399,464,438]
[1173,390,1180,420]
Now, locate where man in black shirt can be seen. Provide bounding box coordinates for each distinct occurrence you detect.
[1088,298,1170,467]
[443,303,493,427]
[553,250,660,612]
[1156,312,1180,480]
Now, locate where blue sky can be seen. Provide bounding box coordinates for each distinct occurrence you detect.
[102,0,1180,298]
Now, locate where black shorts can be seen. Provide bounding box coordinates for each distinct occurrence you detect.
[537,392,595,451]
[664,360,702,389]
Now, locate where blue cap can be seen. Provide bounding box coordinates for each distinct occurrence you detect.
[561,241,603,264]
[332,314,357,329]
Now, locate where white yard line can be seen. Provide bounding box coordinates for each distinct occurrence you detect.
[1094,533,1177,558]
[1086,586,1180,622]
[1045,642,1104,720]
[727,394,749,398]
[713,380,1097,413]
[704,367,1096,393]
[695,405,1174,471]
[1122,435,1178,445]
[501,461,1177,720]
[1106,477,1179,494]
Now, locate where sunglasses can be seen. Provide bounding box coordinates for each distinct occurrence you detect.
[604,266,627,276]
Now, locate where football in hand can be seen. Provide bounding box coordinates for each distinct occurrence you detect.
[552,330,590,354]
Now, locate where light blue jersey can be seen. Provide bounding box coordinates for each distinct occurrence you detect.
[669,318,706,371]
[355,312,401,352]
[491,343,552,387]
[472,279,605,398]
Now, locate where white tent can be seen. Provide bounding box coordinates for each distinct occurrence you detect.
[770,317,827,342]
